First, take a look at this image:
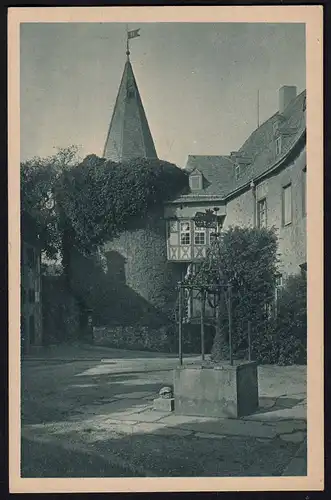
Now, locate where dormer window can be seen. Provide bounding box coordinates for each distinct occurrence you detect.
[189,171,203,191]
[275,136,282,156]
[273,121,279,135]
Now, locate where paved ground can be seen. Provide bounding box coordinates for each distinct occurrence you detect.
[21,344,307,478]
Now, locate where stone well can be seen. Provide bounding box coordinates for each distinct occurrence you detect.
[173,361,259,419]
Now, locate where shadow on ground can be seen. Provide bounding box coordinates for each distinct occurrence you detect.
[21,421,304,478]
[21,355,307,477]
[21,362,172,425]
[21,437,143,478]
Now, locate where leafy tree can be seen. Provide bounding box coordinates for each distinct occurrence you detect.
[20,145,81,259]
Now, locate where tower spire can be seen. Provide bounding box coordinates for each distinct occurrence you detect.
[103,28,157,163]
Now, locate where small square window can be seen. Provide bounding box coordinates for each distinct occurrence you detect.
[275,136,282,156]
[189,175,202,191]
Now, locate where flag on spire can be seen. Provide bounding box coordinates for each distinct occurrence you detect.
[128,28,140,40]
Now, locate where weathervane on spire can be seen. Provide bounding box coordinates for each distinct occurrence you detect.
[126,25,140,59]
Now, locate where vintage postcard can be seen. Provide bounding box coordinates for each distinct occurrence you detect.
[8,5,324,494]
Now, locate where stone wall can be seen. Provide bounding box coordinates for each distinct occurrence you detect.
[93,325,176,353]
[93,322,214,354]
[223,189,255,229]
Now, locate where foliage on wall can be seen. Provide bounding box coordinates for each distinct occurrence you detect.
[56,155,188,252]
[21,148,187,258]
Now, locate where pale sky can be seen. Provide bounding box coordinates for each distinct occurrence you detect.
[20,22,305,168]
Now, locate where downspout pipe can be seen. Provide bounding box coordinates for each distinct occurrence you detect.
[250,180,256,227]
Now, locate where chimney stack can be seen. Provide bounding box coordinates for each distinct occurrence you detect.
[279,85,297,113]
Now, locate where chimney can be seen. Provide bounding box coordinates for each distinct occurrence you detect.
[279,85,297,113]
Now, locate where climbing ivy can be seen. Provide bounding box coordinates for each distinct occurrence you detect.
[21,149,188,257]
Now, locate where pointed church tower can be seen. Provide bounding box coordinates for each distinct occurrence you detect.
[103,43,158,162]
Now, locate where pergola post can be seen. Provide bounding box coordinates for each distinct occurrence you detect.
[200,290,206,362]
[228,284,233,366]
[248,320,252,361]
[215,291,221,346]
[178,283,183,366]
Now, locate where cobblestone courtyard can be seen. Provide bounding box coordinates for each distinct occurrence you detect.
[21,345,307,477]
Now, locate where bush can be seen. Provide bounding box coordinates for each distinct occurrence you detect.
[251,273,307,365]
[275,273,307,344]
[185,226,279,362]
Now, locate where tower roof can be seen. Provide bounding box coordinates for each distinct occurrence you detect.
[103,58,158,162]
